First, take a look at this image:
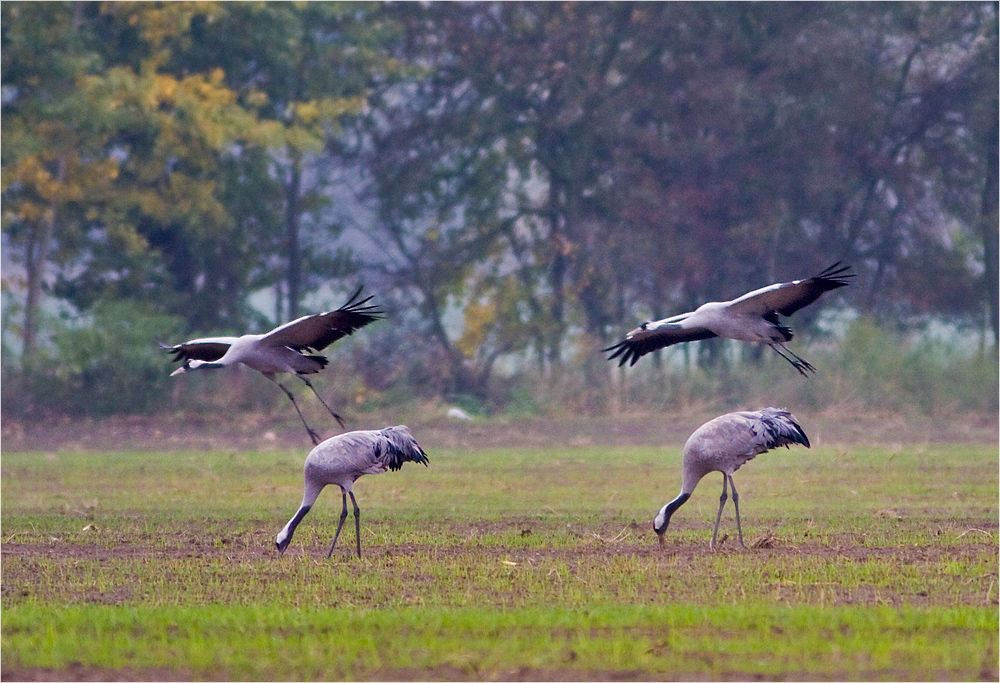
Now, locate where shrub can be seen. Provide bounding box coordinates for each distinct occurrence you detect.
[4,301,186,417]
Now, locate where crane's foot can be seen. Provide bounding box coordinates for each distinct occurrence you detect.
[308,428,322,445]
[792,360,815,376]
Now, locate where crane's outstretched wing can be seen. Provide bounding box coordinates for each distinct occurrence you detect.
[264,286,384,352]
[727,262,854,317]
[159,338,236,364]
[604,324,718,367]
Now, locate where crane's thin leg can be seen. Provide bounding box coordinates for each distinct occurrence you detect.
[299,376,346,428]
[728,475,745,548]
[349,491,361,558]
[768,343,815,376]
[272,378,322,444]
[711,475,729,550]
[328,491,349,558]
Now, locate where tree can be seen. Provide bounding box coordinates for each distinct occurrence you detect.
[178,2,397,320]
[2,2,109,364]
[2,2,285,352]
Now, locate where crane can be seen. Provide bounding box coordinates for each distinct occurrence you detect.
[605,263,853,375]
[654,408,810,549]
[162,286,382,444]
[275,425,429,558]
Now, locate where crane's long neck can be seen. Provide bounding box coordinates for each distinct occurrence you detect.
[275,504,311,553]
[275,481,325,554]
[653,492,691,536]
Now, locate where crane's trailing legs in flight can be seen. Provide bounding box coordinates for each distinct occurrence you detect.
[271,375,339,445]
[605,263,854,376]
[654,408,810,549]
[161,286,383,444]
[275,426,429,558]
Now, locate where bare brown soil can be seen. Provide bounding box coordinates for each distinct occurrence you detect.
[4,518,997,608]
[1,665,196,683]
[2,408,997,453]
[5,520,996,562]
[4,664,947,682]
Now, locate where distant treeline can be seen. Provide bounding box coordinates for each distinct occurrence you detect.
[2,2,996,415]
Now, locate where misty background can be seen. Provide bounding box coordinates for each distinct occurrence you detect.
[2,2,997,424]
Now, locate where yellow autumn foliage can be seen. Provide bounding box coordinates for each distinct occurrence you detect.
[457,300,497,358]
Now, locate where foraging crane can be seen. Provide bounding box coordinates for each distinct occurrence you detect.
[654,408,810,549]
[605,263,853,375]
[275,425,429,558]
[162,286,382,444]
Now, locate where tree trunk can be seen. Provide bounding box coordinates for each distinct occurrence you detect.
[422,278,476,397]
[284,148,303,320]
[547,177,566,370]
[980,146,998,346]
[22,155,67,367]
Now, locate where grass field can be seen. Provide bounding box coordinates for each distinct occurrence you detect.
[2,434,997,680]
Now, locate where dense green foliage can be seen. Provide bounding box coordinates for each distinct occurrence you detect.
[2,443,997,679]
[2,2,997,416]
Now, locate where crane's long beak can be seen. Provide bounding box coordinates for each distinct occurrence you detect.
[657,532,665,547]
[170,367,186,376]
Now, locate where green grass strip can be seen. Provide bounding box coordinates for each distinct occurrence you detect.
[3,603,996,680]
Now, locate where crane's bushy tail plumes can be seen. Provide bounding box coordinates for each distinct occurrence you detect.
[374,425,430,471]
[753,407,811,450]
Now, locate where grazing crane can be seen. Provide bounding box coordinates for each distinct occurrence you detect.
[605,263,853,375]
[654,408,810,549]
[162,286,382,444]
[275,425,429,558]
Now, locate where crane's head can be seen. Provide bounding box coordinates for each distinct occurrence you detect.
[275,528,292,555]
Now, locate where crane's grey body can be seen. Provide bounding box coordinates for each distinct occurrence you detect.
[183,333,329,376]
[275,425,429,558]
[162,287,382,443]
[654,408,810,549]
[606,263,853,375]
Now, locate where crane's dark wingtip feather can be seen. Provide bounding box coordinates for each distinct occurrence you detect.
[334,301,385,325]
[337,286,387,318]
[815,262,855,286]
[343,284,365,306]
[156,340,185,363]
[604,341,635,366]
[338,290,384,316]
